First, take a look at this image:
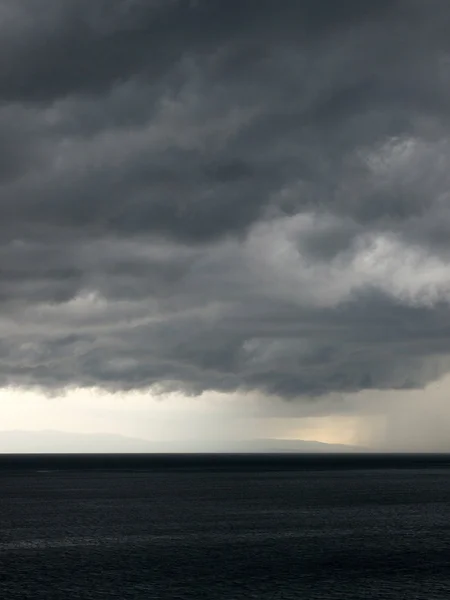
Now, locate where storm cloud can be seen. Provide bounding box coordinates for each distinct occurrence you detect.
[2,0,450,398]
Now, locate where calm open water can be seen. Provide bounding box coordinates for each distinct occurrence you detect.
[1,455,450,599]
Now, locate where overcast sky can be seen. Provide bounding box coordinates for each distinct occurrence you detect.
[2,0,450,451]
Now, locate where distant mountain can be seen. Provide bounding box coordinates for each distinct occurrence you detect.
[231,439,364,453]
[0,430,365,453]
[0,430,154,453]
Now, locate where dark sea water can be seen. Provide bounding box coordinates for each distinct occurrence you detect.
[1,455,450,599]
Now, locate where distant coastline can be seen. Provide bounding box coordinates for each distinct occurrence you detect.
[0,430,363,454]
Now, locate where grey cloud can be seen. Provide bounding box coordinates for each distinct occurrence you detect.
[0,0,398,103]
[1,0,450,399]
[3,288,450,397]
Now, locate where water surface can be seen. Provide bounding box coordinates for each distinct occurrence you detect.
[1,455,449,598]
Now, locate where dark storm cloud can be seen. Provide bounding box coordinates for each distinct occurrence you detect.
[2,0,450,398]
[0,0,396,102]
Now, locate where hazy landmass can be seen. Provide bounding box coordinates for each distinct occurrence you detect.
[0,431,364,453]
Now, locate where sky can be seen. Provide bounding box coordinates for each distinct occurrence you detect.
[2,0,450,451]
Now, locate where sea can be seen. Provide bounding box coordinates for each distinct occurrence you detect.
[1,454,450,599]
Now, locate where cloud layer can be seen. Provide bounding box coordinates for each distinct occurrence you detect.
[2,0,450,398]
